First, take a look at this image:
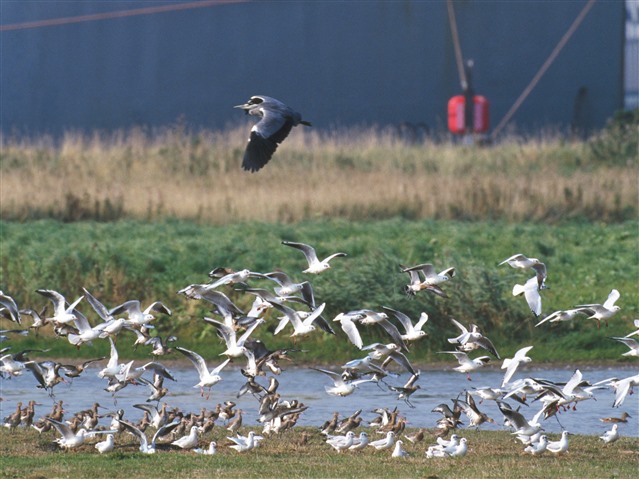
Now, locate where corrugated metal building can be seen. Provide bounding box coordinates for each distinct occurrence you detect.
[0,1,628,137]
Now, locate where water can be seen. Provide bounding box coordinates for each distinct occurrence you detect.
[1,363,637,437]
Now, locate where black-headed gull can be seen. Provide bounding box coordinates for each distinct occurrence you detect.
[499,254,547,288]
[369,431,396,450]
[116,418,181,454]
[546,431,572,454]
[0,291,21,324]
[610,336,639,357]
[326,430,356,452]
[357,310,408,352]
[499,253,542,269]
[264,270,309,296]
[501,345,534,387]
[524,435,548,455]
[426,437,456,458]
[401,264,450,297]
[203,317,265,358]
[193,441,217,455]
[607,373,639,407]
[281,241,346,274]
[535,308,587,327]
[227,431,263,452]
[382,306,429,342]
[171,425,200,449]
[35,289,83,326]
[109,299,171,327]
[94,434,115,454]
[498,401,544,438]
[270,301,326,338]
[175,346,231,398]
[46,417,115,450]
[512,276,543,316]
[312,367,375,396]
[401,263,455,285]
[575,288,621,327]
[625,319,639,337]
[348,431,370,451]
[447,318,500,359]
[333,311,366,349]
[206,268,267,289]
[438,351,490,380]
[599,424,620,444]
[391,439,409,457]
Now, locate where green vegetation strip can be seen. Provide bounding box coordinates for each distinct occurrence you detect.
[0,218,637,363]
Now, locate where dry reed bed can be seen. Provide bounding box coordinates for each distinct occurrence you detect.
[1,125,635,223]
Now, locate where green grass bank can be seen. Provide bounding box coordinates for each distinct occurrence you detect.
[0,218,637,363]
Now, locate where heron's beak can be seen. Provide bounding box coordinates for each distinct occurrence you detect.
[234,103,250,110]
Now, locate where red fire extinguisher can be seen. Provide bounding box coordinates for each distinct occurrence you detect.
[448,95,490,134]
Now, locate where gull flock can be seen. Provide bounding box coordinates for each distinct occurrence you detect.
[0,238,636,461]
[0,97,636,459]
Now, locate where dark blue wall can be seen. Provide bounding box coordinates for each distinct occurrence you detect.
[0,1,625,136]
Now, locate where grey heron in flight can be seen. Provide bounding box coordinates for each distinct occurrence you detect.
[234,95,311,172]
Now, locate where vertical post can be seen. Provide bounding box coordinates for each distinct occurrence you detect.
[463,59,475,143]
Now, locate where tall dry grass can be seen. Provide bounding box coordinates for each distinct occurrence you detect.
[0,123,636,223]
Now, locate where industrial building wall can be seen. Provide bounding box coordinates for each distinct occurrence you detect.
[0,1,625,137]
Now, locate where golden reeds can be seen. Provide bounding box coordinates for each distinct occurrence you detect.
[0,125,636,223]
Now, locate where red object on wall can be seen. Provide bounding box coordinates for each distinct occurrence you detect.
[447,95,490,134]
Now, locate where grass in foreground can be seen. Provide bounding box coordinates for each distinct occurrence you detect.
[1,427,638,479]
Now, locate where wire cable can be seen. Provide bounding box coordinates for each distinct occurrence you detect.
[447,0,467,90]
[491,0,597,139]
[0,0,247,32]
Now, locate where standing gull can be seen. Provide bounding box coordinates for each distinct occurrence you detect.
[235,95,311,172]
[599,424,620,444]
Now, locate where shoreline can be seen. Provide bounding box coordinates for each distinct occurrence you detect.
[49,356,638,371]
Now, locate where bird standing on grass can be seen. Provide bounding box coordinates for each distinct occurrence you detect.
[599,424,620,444]
[235,95,311,172]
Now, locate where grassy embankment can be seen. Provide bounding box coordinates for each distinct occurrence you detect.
[1,426,639,479]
